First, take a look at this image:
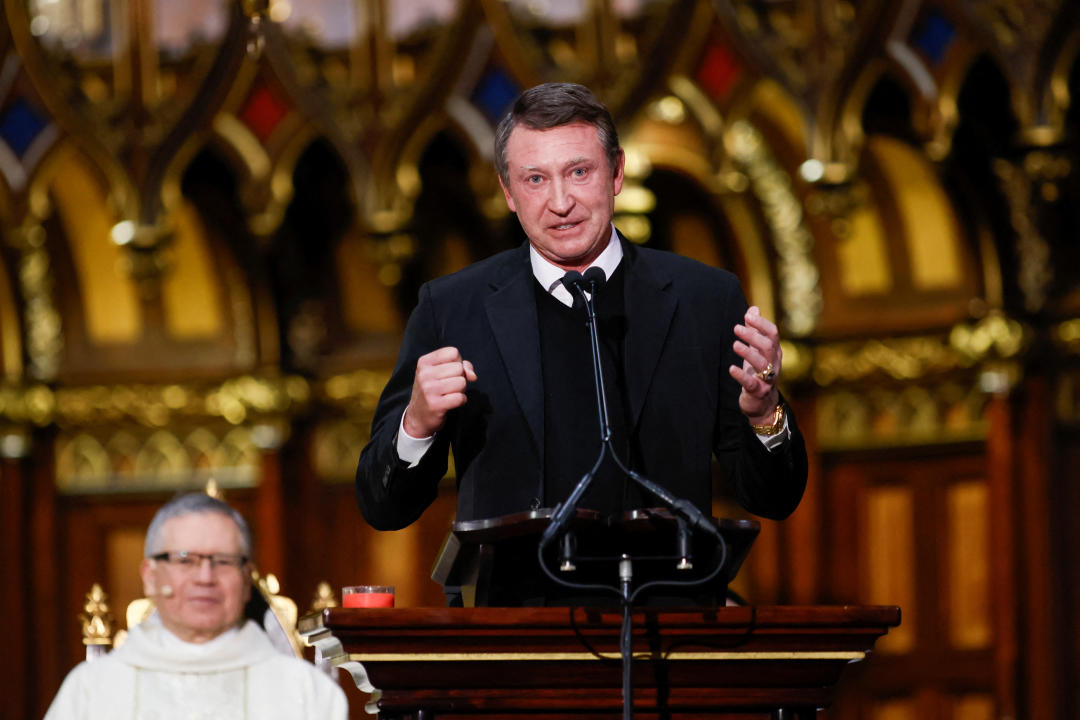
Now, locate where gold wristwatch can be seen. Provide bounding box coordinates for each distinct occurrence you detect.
[751,403,786,436]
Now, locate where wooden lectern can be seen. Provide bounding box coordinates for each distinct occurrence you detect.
[300,511,899,718]
[299,604,900,719]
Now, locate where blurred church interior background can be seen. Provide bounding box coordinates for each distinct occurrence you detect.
[1,0,1078,718]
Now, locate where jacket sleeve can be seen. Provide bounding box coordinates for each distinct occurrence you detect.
[355,284,451,530]
[719,403,808,520]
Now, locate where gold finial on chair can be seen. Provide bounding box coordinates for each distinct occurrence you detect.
[255,571,303,656]
[311,581,338,611]
[204,478,223,499]
[80,584,115,647]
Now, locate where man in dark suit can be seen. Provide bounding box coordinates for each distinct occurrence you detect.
[356,83,806,543]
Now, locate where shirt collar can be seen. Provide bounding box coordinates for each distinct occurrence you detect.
[529,225,623,307]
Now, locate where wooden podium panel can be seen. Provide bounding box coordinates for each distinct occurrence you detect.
[299,605,900,719]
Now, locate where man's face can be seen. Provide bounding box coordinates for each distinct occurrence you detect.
[140,512,251,644]
[500,122,625,272]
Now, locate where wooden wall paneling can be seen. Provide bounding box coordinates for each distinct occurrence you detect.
[825,462,863,605]
[866,480,916,656]
[820,450,998,720]
[951,693,995,720]
[1,455,29,720]
[867,695,918,720]
[255,444,286,577]
[1062,425,1080,720]
[923,454,995,715]
[933,461,997,718]
[30,432,60,720]
[409,482,459,606]
[984,394,1019,720]
[288,427,329,614]
[818,460,875,720]
[743,506,781,602]
[944,480,991,651]
[60,501,109,674]
[1015,377,1060,720]
[330,481,367,605]
[787,395,821,603]
[315,479,397,608]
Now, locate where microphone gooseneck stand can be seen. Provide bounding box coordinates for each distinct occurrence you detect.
[536,267,728,720]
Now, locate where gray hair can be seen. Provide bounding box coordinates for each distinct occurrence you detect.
[144,492,252,559]
[494,82,621,187]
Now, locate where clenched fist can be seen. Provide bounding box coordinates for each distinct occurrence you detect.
[402,346,477,438]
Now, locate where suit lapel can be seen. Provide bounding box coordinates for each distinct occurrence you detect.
[482,238,676,453]
[623,242,677,429]
[485,247,544,455]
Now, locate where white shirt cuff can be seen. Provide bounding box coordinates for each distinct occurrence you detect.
[396,409,435,468]
[755,416,790,452]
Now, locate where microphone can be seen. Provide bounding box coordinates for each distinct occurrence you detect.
[559,267,607,301]
[541,267,610,549]
[160,584,175,598]
[627,471,723,542]
[544,263,723,548]
[559,270,583,291]
[540,471,592,547]
[582,265,607,290]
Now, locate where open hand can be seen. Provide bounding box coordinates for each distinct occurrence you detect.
[728,306,782,425]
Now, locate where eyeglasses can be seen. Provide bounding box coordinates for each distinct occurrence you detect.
[150,551,248,571]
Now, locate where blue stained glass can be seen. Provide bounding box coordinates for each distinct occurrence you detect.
[0,99,49,158]
[911,11,956,66]
[471,69,520,125]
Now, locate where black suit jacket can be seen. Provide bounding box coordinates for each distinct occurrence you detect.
[356,237,807,530]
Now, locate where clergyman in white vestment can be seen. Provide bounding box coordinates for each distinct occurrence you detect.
[44,493,348,720]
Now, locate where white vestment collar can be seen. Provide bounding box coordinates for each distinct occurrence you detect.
[113,612,275,673]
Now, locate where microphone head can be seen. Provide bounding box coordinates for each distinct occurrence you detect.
[559,271,584,293]
[160,584,174,598]
[582,266,607,290]
[560,268,607,297]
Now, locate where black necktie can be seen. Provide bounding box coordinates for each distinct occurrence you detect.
[560,272,587,313]
[571,290,586,312]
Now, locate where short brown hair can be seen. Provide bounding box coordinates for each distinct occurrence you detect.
[494,82,620,185]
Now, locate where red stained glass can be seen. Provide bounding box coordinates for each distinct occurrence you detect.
[696,43,741,103]
[240,83,290,144]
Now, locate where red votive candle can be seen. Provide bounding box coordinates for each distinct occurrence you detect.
[342,585,395,608]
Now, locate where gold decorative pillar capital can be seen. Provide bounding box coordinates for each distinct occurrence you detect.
[110,219,176,300]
